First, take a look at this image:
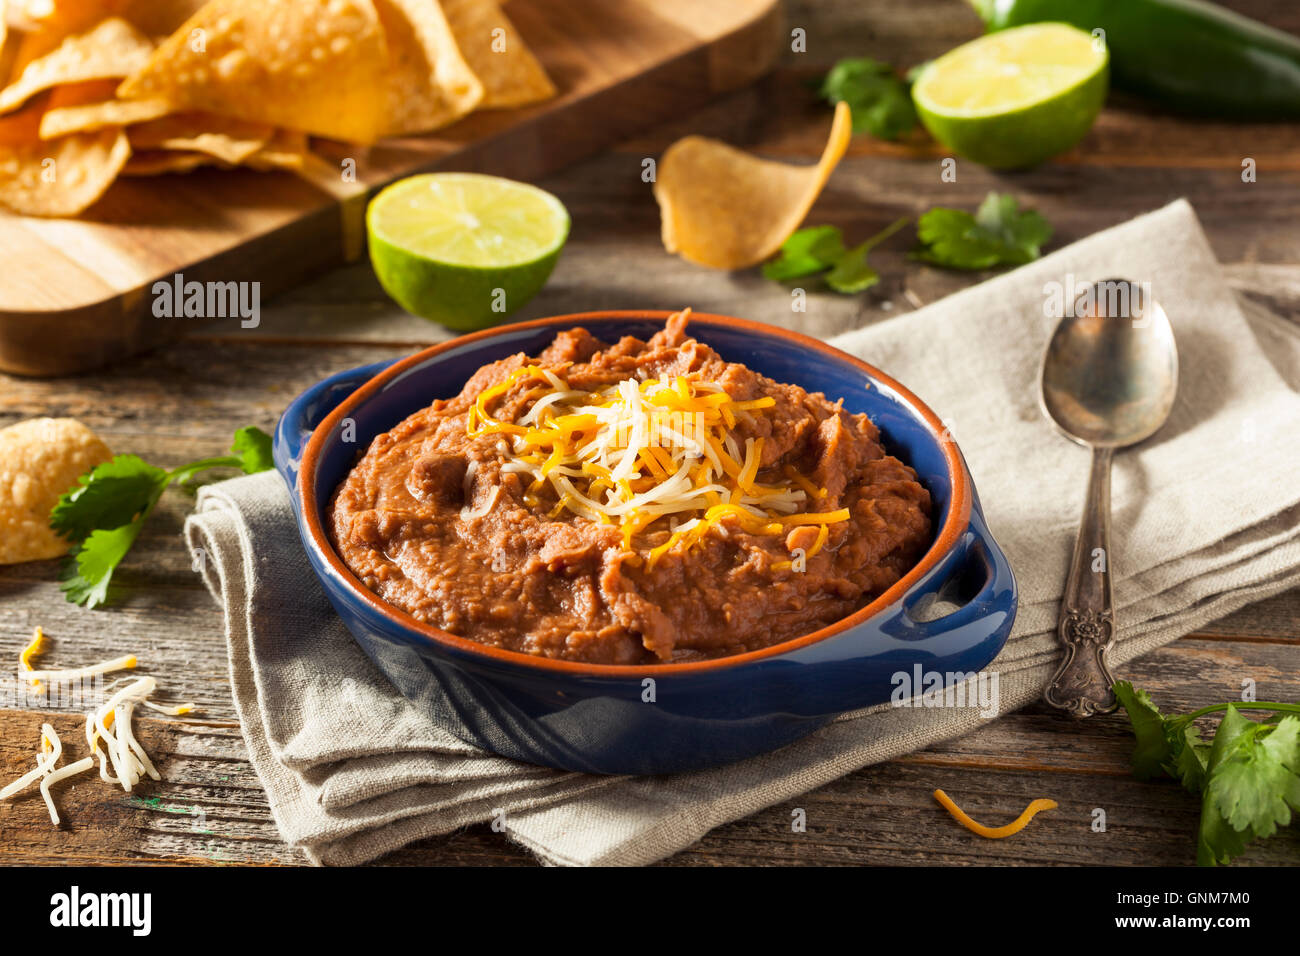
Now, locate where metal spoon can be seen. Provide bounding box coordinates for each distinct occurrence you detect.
[1038,278,1179,717]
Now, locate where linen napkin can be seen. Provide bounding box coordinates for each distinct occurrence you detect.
[185,199,1300,866]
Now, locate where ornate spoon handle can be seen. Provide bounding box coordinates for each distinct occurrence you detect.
[1044,445,1119,717]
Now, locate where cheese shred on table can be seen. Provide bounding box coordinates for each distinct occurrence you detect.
[1,631,194,827]
[933,788,1058,839]
[467,353,847,566]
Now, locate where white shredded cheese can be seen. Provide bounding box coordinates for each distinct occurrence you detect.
[463,327,850,566]
[2,642,195,828]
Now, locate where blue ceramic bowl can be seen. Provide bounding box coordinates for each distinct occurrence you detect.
[275,311,1016,774]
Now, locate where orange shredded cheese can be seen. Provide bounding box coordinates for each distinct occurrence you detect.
[464,316,851,565]
[19,626,44,690]
[933,789,1058,839]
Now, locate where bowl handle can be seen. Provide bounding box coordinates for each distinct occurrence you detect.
[870,501,1018,662]
[837,496,1019,676]
[273,360,397,491]
[787,500,1016,718]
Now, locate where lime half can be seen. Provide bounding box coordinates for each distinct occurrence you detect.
[367,172,570,331]
[912,23,1108,169]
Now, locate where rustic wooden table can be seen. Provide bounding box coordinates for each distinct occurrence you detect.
[3,0,1299,866]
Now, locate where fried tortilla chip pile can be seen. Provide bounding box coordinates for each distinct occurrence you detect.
[0,0,555,216]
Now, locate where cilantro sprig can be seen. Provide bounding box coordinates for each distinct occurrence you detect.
[1114,681,1300,866]
[819,58,918,141]
[912,192,1052,270]
[49,426,274,608]
[763,216,909,294]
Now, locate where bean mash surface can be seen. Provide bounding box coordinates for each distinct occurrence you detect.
[328,314,932,664]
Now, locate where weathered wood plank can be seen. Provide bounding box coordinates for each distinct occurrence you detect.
[2,638,1296,865]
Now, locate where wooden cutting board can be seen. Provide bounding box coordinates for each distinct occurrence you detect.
[0,0,783,377]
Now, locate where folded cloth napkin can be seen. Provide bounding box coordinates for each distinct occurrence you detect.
[185,199,1300,866]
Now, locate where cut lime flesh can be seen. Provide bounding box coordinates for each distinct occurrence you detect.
[367,172,570,331]
[912,23,1109,169]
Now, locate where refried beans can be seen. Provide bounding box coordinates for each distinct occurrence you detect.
[328,312,932,664]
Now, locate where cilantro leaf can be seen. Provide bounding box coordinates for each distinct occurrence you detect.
[49,455,169,544]
[171,426,275,486]
[231,425,274,474]
[763,217,908,295]
[912,192,1053,270]
[1116,684,1300,866]
[825,243,880,294]
[50,426,274,608]
[1113,681,1210,792]
[762,226,847,281]
[1199,785,1253,867]
[61,523,149,610]
[820,58,917,141]
[1198,705,1264,866]
[1113,681,1172,779]
[1207,714,1300,842]
[1172,723,1211,794]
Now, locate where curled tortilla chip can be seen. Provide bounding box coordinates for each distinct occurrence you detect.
[653,101,852,270]
[109,0,211,36]
[0,16,154,113]
[242,127,308,171]
[118,0,397,144]
[0,101,130,215]
[127,111,270,164]
[441,0,555,109]
[120,147,210,176]
[373,0,483,135]
[0,89,39,143]
[39,77,170,138]
[0,417,112,565]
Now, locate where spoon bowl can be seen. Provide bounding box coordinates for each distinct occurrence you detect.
[1040,279,1178,449]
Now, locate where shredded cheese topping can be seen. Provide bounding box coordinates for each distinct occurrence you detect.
[2,635,195,827]
[465,331,845,566]
[933,789,1058,839]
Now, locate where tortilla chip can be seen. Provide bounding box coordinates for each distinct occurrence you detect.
[0,16,154,113]
[118,0,396,144]
[1,0,95,79]
[10,0,206,36]
[0,90,39,142]
[0,417,112,565]
[38,77,170,138]
[127,111,270,164]
[44,75,118,108]
[0,33,16,95]
[3,1,66,51]
[0,101,130,215]
[110,0,210,37]
[653,101,852,270]
[242,127,307,170]
[372,0,482,135]
[8,0,91,32]
[120,147,209,175]
[440,0,553,109]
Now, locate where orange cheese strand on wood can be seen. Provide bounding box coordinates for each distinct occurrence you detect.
[19,626,44,689]
[933,789,1058,839]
